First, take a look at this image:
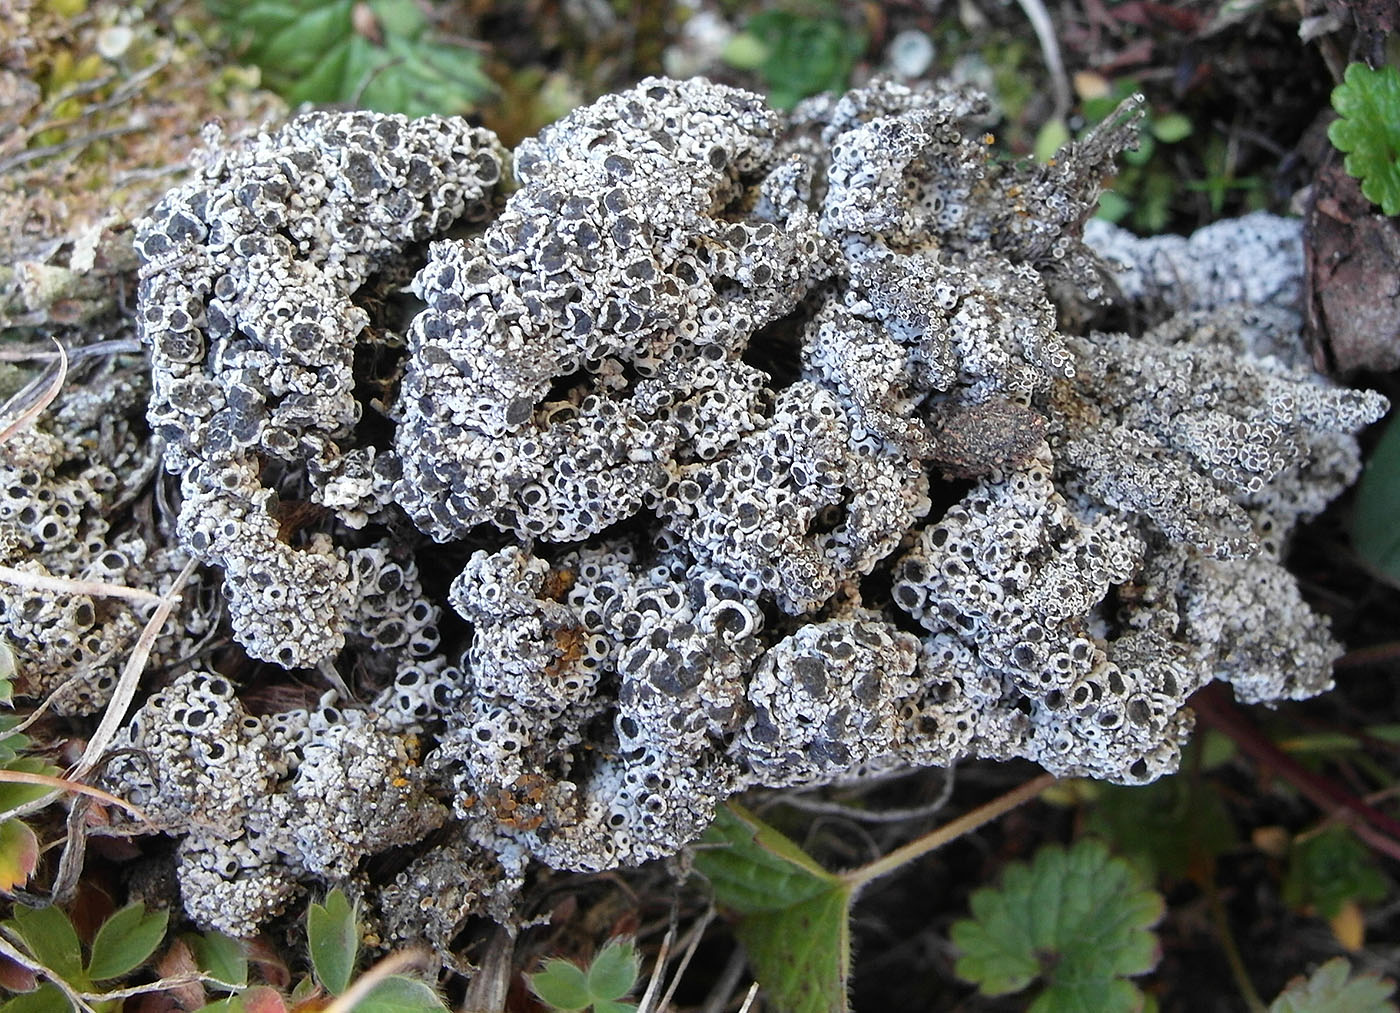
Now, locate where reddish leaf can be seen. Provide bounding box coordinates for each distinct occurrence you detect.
[247,936,293,990]
[0,950,37,992]
[0,819,39,892]
[243,986,293,1013]
[155,937,208,1010]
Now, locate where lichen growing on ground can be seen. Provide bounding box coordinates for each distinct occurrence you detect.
[106,75,1387,943]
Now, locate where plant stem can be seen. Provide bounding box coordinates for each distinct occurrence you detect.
[1191,684,1400,862]
[840,772,1056,894]
[1205,872,1267,1013]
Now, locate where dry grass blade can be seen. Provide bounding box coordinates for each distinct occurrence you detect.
[321,947,436,1013]
[1013,0,1072,122]
[736,982,759,1013]
[71,556,199,781]
[0,557,198,824]
[0,337,67,445]
[654,908,714,1013]
[0,565,164,605]
[0,769,149,821]
[636,923,673,1013]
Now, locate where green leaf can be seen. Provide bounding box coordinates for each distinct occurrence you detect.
[0,983,70,1013]
[368,0,427,38]
[733,889,849,1013]
[586,939,639,1001]
[0,714,30,759]
[951,839,1164,1011]
[1269,957,1397,1013]
[722,33,769,71]
[307,888,358,995]
[694,804,850,1013]
[6,904,86,988]
[1095,190,1132,224]
[213,0,490,116]
[1084,766,1236,881]
[0,640,14,704]
[1283,828,1388,919]
[1330,63,1400,216]
[86,901,168,980]
[528,958,592,1011]
[1035,118,1071,164]
[185,930,248,988]
[1123,132,1157,166]
[1354,414,1400,586]
[0,757,62,811]
[356,975,449,1012]
[1150,113,1193,144]
[741,10,866,109]
[0,819,39,892]
[593,1001,638,1013]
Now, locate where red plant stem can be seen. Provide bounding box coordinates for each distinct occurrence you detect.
[1333,642,1400,669]
[1190,683,1400,863]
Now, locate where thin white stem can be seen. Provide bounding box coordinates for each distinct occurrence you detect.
[0,932,99,1013]
[1014,0,1073,123]
[0,566,164,605]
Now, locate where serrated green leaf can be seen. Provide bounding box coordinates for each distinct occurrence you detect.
[367,0,426,38]
[208,0,301,38]
[286,38,353,106]
[5,905,86,988]
[528,958,592,1010]
[695,803,850,1013]
[586,939,639,1001]
[356,975,449,1012]
[0,982,69,1013]
[734,888,849,1013]
[952,840,1163,1010]
[307,888,358,995]
[86,901,168,980]
[185,930,248,987]
[257,0,351,72]
[741,9,865,109]
[1354,414,1400,586]
[1270,957,1397,1013]
[1283,828,1388,919]
[1330,63,1400,216]
[214,0,489,115]
[1035,118,1071,164]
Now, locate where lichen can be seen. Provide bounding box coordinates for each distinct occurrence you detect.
[115,75,1388,946]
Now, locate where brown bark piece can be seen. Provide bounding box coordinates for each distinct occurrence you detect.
[925,399,1049,479]
[1306,162,1400,374]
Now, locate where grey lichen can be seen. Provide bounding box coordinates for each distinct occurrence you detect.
[116,75,1388,945]
[0,358,193,714]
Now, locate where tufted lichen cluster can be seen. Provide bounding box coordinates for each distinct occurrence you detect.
[110,76,1387,942]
